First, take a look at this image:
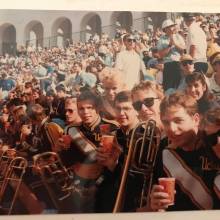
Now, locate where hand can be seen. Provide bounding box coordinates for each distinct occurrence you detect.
[96,142,122,171]
[150,184,171,211]
[54,137,71,152]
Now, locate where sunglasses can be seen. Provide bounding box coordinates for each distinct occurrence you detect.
[127,39,136,43]
[181,60,193,66]
[132,97,159,111]
[65,109,75,113]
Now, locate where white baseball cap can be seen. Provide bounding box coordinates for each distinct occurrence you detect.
[162,19,176,30]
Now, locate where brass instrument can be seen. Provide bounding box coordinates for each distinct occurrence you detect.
[32,152,74,211]
[113,119,161,212]
[0,149,17,182]
[0,149,28,214]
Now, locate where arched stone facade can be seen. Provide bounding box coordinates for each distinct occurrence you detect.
[80,12,102,42]
[0,10,169,54]
[0,23,16,55]
[24,20,44,48]
[51,17,72,47]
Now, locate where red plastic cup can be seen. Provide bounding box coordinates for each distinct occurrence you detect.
[100,135,114,152]
[62,135,72,146]
[158,177,175,205]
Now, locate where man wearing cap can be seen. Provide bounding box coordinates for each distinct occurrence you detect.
[157,19,185,92]
[210,53,220,98]
[183,13,208,74]
[115,34,151,90]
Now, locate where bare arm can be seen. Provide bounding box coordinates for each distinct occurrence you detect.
[189,45,196,59]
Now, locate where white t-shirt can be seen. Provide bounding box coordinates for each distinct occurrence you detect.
[115,50,147,89]
[186,22,207,63]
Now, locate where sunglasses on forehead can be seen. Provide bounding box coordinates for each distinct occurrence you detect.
[181,60,193,66]
[132,97,159,111]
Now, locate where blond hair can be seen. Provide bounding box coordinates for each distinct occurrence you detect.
[131,80,164,100]
[99,67,126,89]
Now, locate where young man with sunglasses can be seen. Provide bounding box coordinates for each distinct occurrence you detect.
[130,81,169,211]
[115,34,149,90]
[57,90,120,213]
[149,92,220,211]
[64,97,81,126]
[131,81,164,130]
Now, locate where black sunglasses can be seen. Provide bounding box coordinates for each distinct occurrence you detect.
[127,38,136,42]
[181,60,193,66]
[132,97,159,111]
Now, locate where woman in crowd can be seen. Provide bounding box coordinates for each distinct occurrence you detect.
[185,71,217,114]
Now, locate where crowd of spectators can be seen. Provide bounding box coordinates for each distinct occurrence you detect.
[0,12,220,214]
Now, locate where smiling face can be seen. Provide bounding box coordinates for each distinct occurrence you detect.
[186,80,206,101]
[104,81,123,103]
[161,105,200,149]
[132,89,161,125]
[114,101,138,129]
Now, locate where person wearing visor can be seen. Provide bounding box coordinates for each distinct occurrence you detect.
[175,54,195,92]
[115,34,151,90]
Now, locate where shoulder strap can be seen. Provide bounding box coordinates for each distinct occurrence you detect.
[67,126,97,154]
[163,149,213,209]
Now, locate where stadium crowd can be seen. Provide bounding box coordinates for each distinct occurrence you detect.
[0,12,220,214]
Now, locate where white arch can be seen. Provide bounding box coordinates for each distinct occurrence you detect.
[80,12,102,42]
[51,17,72,47]
[111,11,133,33]
[0,23,16,55]
[24,20,44,48]
[142,12,167,30]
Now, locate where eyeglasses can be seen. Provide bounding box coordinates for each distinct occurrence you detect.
[127,39,136,43]
[132,97,159,111]
[65,109,75,114]
[181,60,193,66]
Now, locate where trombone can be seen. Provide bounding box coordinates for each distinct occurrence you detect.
[113,119,161,212]
[0,149,28,214]
[32,152,74,211]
